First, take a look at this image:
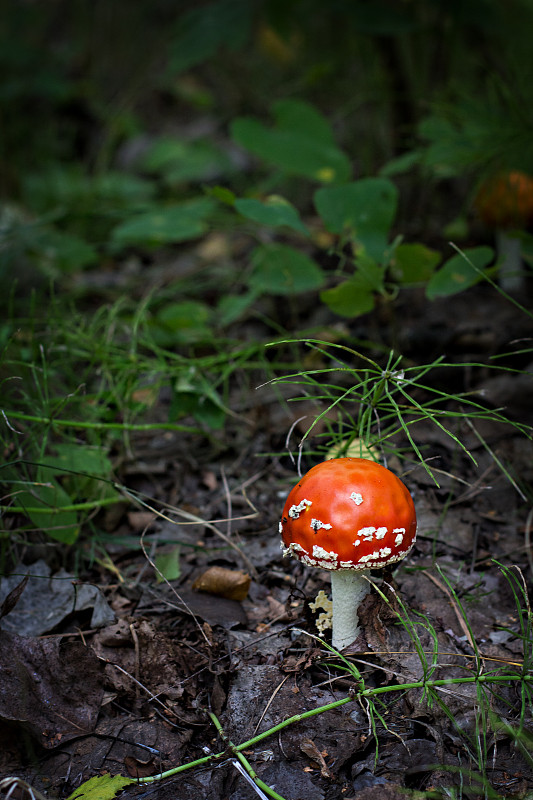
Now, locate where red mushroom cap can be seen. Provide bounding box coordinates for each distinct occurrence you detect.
[280,458,416,571]
[475,170,533,229]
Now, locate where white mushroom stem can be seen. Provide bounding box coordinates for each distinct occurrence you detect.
[330,569,370,650]
[496,229,524,291]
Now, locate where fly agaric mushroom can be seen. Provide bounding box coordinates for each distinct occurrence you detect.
[280,457,416,650]
[474,170,533,291]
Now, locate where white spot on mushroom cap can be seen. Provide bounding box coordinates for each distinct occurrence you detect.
[282,541,309,559]
[311,518,332,531]
[316,559,339,569]
[358,550,381,564]
[288,499,312,519]
[312,545,338,564]
[375,527,387,540]
[313,544,339,559]
[394,532,404,546]
[350,492,363,505]
[358,526,377,541]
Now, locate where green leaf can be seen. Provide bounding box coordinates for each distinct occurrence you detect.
[36,228,98,273]
[379,150,422,178]
[235,195,310,235]
[170,368,227,429]
[155,545,181,582]
[151,300,213,346]
[320,274,377,318]
[209,185,236,206]
[314,178,398,261]
[216,291,257,326]
[16,468,79,544]
[23,168,155,217]
[168,0,253,74]
[66,773,133,800]
[426,246,494,299]
[43,444,118,506]
[354,252,386,293]
[141,137,233,184]
[249,243,325,295]
[46,443,113,477]
[111,199,215,249]
[231,99,351,184]
[391,242,441,284]
[273,99,340,144]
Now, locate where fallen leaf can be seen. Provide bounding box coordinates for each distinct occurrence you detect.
[0,560,115,636]
[66,773,133,800]
[299,737,334,778]
[127,511,157,531]
[192,566,251,601]
[124,755,156,779]
[0,575,28,620]
[0,631,105,748]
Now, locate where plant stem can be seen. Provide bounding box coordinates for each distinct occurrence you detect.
[136,672,533,785]
[208,712,287,800]
[2,496,121,513]
[3,411,200,433]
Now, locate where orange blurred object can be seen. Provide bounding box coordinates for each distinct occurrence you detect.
[475,170,533,229]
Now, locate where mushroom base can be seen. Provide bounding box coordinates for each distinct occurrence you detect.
[330,569,370,650]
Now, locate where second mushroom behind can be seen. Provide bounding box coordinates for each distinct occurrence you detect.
[280,457,417,650]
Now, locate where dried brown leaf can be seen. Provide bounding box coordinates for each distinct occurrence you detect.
[192,566,251,601]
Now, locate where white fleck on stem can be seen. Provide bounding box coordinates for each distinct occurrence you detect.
[330,569,369,650]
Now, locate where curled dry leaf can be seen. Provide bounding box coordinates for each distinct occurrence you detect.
[299,737,334,779]
[192,566,251,601]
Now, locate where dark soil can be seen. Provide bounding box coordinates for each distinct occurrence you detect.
[1,282,533,800]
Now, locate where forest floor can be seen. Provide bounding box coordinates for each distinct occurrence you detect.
[1,278,533,800]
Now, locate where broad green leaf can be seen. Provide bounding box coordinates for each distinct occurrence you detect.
[43,444,119,506]
[47,444,113,477]
[16,469,79,544]
[249,243,325,295]
[156,545,181,582]
[320,276,376,318]
[273,99,340,144]
[111,199,215,248]
[314,178,398,261]
[426,246,494,299]
[216,290,258,326]
[231,99,351,184]
[66,773,133,800]
[235,196,309,236]
[392,242,441,284]
[141,137,232,184]
[151,300,213,346]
